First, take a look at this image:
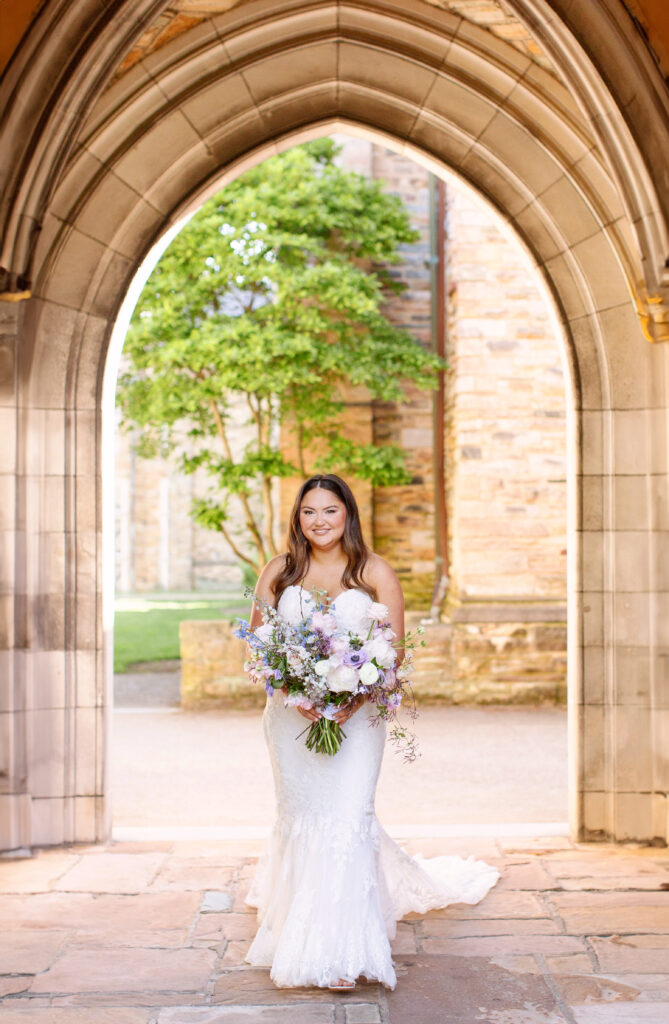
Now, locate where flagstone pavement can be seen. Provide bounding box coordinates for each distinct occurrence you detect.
[1,834,669,1023]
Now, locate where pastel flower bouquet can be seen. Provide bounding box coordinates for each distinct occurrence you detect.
[234,589,424,759]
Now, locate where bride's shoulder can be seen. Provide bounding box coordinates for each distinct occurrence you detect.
[256,554,289,601]
[363,552,403,597]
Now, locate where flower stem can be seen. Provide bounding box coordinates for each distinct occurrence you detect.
[305,718,346,755]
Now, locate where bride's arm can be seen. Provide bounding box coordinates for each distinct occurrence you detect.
[333,555,405,726]
[248,555,284,631]
[249,555,321,723]
[370,555,406,667]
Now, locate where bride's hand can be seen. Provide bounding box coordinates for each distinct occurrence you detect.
[333,694,365,725]
[296,705,322,722]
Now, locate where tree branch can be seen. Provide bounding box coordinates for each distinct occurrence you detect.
[218,519,259,572]
[209,397,268,563]
[296,416,307,479]
[248,394,278,558]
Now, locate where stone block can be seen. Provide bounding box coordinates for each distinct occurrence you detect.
[0,890,201,931]
[548,891,669,935]
[606,303,658,410]
[582,530,604,591]
[160,1007,335,1023]
[582,592,604,646]
[73,707,99,795]
[339,41,434,108]
[28,708,65,798]
[581,475,603,531]
[421,933,584,955]
[178,71,254,139]
[212,967,338,1003]
[582,705,606,790]
[582,645,604,704]
[613,706,654,791]
[575,1009,669,1023]
[180,619,257,708]
[30,796,65,846]
[54,851,167,893]
[345,1005,381,1024]
[582,791,609,838]
[653,711,669,790]
[72,795,98,841]
[0,408,16,474]
[27,650,66,710]
[588,935,669,974]
[0,929,68,973]
[538,175,600,249]
[581,412,603,475]
[0,474,16,529]
[28,945,217,994]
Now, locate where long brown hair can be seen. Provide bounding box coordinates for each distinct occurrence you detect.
[272,474,377,602]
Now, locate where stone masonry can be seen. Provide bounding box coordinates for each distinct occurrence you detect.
[1,835,668,1020]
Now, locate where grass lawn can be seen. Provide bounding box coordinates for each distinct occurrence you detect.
[114,596,249,673]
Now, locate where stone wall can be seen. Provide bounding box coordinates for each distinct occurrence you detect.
[364,142,437,607]
[443,182,567,701]
[114,395,260,592]
[180,613,565,708]
[180,619,254,708]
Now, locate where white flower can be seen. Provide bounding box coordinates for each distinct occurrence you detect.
[311,611,338,635]
[364,637,396,669]
[359,661,379,685]
[366,602,389,622]
[253,623,274,643]
[328,665,358,693]
[287,651,306,674]
[314,659,331,677]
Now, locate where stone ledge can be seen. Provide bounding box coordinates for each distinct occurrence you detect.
[179,617,566,708]
[450,600,567,623]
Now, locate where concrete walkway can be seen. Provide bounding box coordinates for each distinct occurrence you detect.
[111,702,569,829]
[1,835,669,1022]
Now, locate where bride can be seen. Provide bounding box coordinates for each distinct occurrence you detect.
[244,473,499,990]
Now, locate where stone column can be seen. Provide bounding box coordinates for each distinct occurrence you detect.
[0,301,31,851]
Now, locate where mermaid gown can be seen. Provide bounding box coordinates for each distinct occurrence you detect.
[244,585,500,989]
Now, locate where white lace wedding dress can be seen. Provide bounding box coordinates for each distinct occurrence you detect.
[244,585,500,989]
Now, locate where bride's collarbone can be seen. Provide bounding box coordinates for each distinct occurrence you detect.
[299,578,353,601]
[301,582,342,601]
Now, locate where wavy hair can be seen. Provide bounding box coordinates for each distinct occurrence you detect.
[272,474,377,602]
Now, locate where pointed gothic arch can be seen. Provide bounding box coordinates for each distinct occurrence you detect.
[1,0,668,850]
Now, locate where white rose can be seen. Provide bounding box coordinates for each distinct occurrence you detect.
[364,637,396,669]
[314,659,331,677]
[328,665,358,693]
[359,661,379,685]
[366,602,389,622]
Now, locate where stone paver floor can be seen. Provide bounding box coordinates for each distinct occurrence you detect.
[1,834,669,1023]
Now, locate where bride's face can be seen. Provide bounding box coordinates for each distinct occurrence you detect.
[299,488,347,550]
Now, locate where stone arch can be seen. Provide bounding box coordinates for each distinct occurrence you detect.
[1,0,668,850]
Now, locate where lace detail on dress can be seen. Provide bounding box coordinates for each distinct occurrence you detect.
[244,584,500,989]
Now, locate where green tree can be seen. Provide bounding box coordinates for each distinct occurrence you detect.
[117,139,443,573]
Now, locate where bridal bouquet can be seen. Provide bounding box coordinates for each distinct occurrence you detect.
[234,589,423,760]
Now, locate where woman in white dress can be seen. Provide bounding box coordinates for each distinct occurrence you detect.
[244,473,499,991]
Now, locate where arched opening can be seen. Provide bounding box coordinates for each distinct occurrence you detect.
[104,128,572,839]
[1,0,667,852]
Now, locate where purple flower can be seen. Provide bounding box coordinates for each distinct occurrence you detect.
[342,649,368,667]
[265,681,275,696]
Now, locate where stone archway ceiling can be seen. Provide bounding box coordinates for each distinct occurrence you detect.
[112,0,556,83]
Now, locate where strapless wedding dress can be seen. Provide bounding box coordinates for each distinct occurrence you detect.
[244,585,500,989]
